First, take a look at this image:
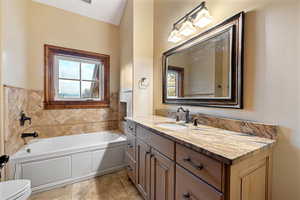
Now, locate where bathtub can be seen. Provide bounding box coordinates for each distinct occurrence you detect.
[9,130,127,193]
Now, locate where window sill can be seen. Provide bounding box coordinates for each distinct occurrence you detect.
[44,100,110,110]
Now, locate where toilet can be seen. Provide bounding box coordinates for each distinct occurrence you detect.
[0,180,31,200]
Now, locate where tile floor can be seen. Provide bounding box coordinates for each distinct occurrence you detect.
[29,170,143,200]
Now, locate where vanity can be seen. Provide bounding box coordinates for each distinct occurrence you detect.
[125,116,275,200]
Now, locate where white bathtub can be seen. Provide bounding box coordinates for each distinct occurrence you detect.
[9,130,127,193]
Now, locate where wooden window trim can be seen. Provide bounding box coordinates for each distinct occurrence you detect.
[44,44,110,109]
[168,66,184,97]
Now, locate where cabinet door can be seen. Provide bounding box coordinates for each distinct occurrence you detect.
[150,149,175,200]
[136,139,151,199]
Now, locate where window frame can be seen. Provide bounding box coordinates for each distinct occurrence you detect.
[44,44,110,109]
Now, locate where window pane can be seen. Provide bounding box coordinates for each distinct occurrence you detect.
[58,59,80,79]
[167,87,176,97]
[58,80,80,99]
[81,63,100,81]
[81,81,100,99]
[167,72,177,87]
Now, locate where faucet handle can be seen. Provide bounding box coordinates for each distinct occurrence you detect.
[20,111,32,126]
[0,155,9,168]
[193,118,199,126]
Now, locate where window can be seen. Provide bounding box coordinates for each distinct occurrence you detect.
[44,45,110,109]
[167,66,184,98]
[167,71,179,97]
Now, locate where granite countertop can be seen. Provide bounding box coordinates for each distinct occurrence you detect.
[126,115,276,165]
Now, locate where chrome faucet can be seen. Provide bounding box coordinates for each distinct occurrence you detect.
[177,107,190,123]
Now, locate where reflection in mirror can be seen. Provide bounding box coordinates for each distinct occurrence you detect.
[167,29,231,99]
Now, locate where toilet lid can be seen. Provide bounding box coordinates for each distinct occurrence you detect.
[0,180,31,200]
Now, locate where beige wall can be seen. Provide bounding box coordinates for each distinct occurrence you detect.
[0,0,122,166]
[120,0,154,117]
[1,0,29,160]
[0,0,4,157]
[133,0,154,117]
[154,0,300,199]
[2,0,29,88]
[120,0,134,91]
[27,1,120,93]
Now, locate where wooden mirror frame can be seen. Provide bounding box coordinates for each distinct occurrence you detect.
[162,12,244,109]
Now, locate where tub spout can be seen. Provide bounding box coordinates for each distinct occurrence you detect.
[21,132,39,139]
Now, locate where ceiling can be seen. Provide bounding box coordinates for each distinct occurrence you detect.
[32,0,127,25]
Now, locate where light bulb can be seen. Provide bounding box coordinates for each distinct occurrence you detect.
[179,20,197,36]
[168,29,182,43]
[194,8,213,28]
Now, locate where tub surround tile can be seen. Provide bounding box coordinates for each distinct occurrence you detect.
[156,109,278,140]
[127,115,276,165]
[4,85,120,156]
[30,121,119,139]
[29,170,143,200]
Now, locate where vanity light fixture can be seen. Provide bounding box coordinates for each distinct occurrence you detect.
[179,18,197,36]
[168,1,213,43]
[194,7,213,28]
[168,28,182,43]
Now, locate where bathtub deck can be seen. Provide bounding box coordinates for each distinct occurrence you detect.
[29,170,142,200]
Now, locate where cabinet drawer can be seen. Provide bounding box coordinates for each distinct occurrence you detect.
[126,121,136,135]
[125,153,136,184]
[126,133,136,160]
[137,126,175,160]
[176,165,223,200]
[176,144,224,191]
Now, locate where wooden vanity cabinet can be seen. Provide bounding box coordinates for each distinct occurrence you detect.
[150,149,174,200]
[136,139,151,199]
[126,121,273,200]
[135,126,175,200]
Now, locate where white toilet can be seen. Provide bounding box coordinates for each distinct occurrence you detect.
[0,179,31,200]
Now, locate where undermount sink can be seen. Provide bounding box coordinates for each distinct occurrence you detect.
[155,122,188,131]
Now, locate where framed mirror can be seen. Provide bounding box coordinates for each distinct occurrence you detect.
[162,12,244,108]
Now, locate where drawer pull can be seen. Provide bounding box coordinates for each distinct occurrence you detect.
[182,192,191,199]
[183,157,204,170]
[146,151,151,154]
[129,126,134,131]
[127,143,134,148]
